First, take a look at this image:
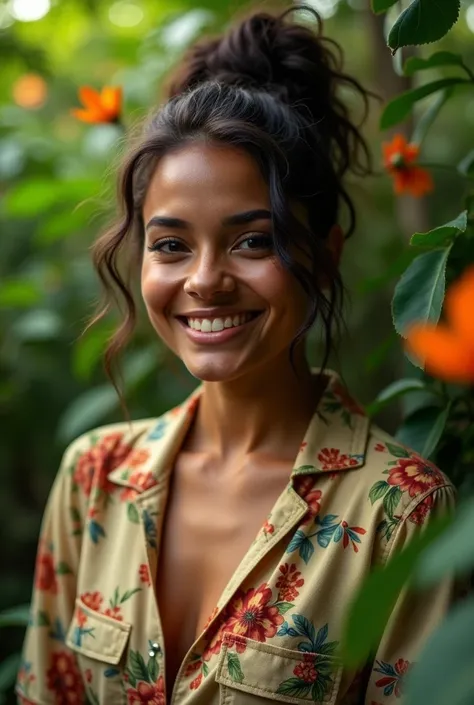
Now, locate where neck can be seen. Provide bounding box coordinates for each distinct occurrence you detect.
[189,351,327,462]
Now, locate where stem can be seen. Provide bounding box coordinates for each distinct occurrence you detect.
[417,162,474,181]
[460,62,474,82]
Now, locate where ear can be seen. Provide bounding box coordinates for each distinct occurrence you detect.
[326,223,344,268]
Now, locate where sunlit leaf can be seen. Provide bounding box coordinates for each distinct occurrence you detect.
[388,0,461,53]
[366,378,428,416]
[0,279,42,308]
[371,0,398,14]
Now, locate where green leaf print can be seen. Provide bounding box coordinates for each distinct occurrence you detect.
[56,561,73,575]
[292,615,316,644]
[202,662,209,677]
[369,480,389,504]
[147,655,159,683]
[120,588,141,603]
[276,602,295,615]
[277,678,312,698]
[383,487,402,518]
[127,503,140,523]
[37,610,51,626]
[386,442,410,458]
[128,650,150,683]
[227,652,244,683]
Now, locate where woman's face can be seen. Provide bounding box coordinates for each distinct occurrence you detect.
[141,142,327,383]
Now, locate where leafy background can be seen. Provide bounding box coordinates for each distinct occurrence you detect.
[1,0,474,701]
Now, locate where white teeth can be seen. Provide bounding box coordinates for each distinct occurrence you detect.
[187,313,255,332]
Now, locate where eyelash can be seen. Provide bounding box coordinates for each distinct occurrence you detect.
[147,234,273,254]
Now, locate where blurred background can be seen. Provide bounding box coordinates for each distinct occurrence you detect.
[1,0,474,700]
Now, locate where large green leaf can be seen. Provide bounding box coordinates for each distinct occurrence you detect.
[411,88,454,146]
[3,178,97,218]
[410,211,467,248]
[380,78,468,130]
[0,279,43,308]
[365,378,428,416]
[392,248,451,338]
[404,596,474,705]
[420,402,451,458]
[395,405,444,454]
[388,0,461,53]
[414,498,474,587]
[403,51,464,76]
[341,513,451,667]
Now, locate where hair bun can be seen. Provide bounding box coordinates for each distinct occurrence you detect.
[165,7,340,117]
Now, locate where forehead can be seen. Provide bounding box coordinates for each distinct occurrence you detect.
[143,142,271,219]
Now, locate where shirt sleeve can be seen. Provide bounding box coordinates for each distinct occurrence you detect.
[16,435,90,705]
[363,484,457,704]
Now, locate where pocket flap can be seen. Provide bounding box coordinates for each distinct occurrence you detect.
[65,597,131,665]
[216,633,342,704]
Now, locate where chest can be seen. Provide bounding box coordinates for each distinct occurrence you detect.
[155,452,293,696]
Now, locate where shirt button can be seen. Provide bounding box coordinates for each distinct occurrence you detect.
[148,642,161,657]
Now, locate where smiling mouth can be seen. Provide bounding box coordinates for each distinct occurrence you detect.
[177,311,262,332]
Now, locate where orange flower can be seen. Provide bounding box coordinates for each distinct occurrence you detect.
[71,86,122,124]
[406,266,474,383]
[382,134,434,197]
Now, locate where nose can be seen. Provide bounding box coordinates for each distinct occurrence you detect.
[183,252,236,300]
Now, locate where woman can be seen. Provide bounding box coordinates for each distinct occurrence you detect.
[17,6,455,705]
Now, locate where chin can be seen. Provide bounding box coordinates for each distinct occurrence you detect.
[182,356,244,383]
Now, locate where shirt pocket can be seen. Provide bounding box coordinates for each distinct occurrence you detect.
[65,596,131,705]
[215,633,342,705]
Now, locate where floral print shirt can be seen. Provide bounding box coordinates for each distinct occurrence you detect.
[17,370,456,705]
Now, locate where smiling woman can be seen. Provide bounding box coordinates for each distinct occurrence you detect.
[16,6,458,705]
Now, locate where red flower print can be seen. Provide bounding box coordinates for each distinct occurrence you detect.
[374,657,412,698]
[129,449,151,467]
[104,606,124,621]
[262,519,275,535]
[85,669,92,683]
[202,618,227,661]
[190,673,203,690]
[387,456,443,498]
[120,471,158,501]
[127,676,165,704]
[139,564,151,586]
[80,591,103,611]
[276,563,304,602]
[374,443,386,452]
[73,433,134,497]
[18,698,37,705]
[184,660,201,677]
[76,608,87,628]
[299,441,308,453]
[340,521,366,552]
[294,659,318,683]
[35,549,58,594]
[224,583,284,647]
[46,650,84,703]
[318,448,358,471]
[409,495,434,525]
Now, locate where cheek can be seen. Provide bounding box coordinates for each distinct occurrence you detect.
[141,262,175,320]
[253,260,308,319]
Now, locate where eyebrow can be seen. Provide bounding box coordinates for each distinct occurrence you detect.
[145,209,272,232]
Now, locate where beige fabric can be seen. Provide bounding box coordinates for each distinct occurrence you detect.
[16,371,456,705]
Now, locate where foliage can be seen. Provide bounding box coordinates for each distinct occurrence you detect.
[343,2,474,704]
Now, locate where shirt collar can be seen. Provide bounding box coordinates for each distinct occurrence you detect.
[107,369,369,492]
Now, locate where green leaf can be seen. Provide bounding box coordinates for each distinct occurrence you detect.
[410,211,467,248]
[37,610,51,626]
[147,655,159,683]
[392,248,451,339]
[386,442,411,458]
[380,79,467,130]
[388,0,461,53]
[0,279,42,308]
[383,487,402,518]
[0,652,21,691]
[129,650,150,683]
[421,403,451,458]
[0,604,30,628]
[227,652,244,683]
[277,602,295,615]
[56,561,73,575]
[277,677,312,698]
[369,480,390,504]
[411,88,454,146]
[73,323,115,381]
[127,503,140,524]
[404,51,464,76]
[341,513,451,667]
[120,588,141,603]
[404,596,474,705]
[57,385,119,444]
[3,177,97,218]
[366,379,427,416]
[414,498,474,587]
[396,406,445,455]
[458,149,474,177]
[371,0,398,14]
[11,310,62,342]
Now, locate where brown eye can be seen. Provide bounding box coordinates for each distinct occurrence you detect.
[147,238,188,254]
[235,234,273,251]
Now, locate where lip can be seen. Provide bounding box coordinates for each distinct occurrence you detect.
[176,312,263,345]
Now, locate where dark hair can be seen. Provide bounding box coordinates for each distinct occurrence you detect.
[87,5,375,410]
